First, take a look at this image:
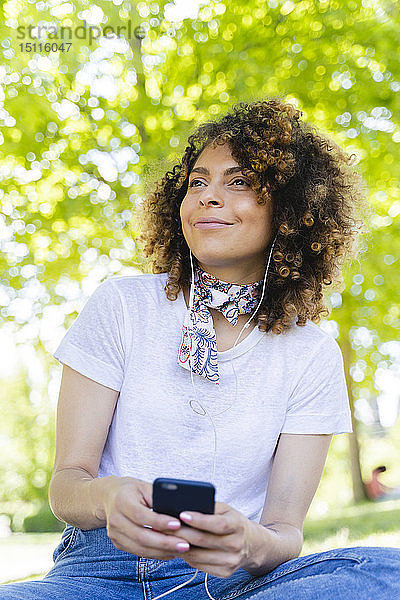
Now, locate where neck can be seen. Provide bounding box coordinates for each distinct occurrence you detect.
[196,263,265,285]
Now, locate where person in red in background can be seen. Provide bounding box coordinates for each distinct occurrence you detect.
[365,466,400,501]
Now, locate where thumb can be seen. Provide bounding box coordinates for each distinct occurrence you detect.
[214,502,231,514]
[135,479,153,509]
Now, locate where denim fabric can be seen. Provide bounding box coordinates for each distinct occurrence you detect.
[0,524,399,599]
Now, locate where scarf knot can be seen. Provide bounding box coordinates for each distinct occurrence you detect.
[177,266,263,384]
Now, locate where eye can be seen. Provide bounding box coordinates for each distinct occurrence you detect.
[231,178,249,186]
[188,177,249,187]
[189,178,204,187]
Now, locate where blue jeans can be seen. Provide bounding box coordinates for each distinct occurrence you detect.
[0,524,399,599]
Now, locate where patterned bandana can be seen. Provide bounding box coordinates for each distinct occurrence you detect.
[177,266,263,385]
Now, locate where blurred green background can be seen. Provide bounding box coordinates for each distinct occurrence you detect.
[0,0,400,583]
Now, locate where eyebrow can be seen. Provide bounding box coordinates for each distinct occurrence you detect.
[189,166,244,177]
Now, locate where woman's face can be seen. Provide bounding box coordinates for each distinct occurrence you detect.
[180,142,273,283]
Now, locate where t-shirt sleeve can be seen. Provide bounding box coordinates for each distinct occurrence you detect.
[281,334,353,435]
[52,279,125,391]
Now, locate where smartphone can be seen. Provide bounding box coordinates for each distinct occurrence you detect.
[152,477,216,522]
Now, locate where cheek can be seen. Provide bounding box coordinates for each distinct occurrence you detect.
[179,201,191,238]
[179,202,186,227]
[247,209,271,233]
[180,197,190,221]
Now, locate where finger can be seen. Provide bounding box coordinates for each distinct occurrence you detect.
[184,547,227,563]
[126,494,183,533]
[115,530,182,560]
[214,502,232,514]
[132,527,190,555]
[163,524,192,537]
[134,479,154,509]
[180,548,233,573]
[122,479,181,533]
[179,511,235,535]
[109,517,191,557]
[163,524,220,549]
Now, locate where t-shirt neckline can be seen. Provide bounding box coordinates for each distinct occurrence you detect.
[176,286,266,361]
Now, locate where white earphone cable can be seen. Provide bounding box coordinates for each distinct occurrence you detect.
[153,235,277,600]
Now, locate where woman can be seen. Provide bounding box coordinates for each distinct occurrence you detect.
[1,98,399,599]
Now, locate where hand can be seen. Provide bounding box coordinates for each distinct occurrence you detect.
[164,502,252,578]
[102,477,193,561]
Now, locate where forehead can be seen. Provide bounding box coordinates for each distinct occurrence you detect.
[193,142,239,168]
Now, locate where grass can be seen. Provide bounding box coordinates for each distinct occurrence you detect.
[1,499,400,584]
[302,498,400,555]
[0,532,59,584]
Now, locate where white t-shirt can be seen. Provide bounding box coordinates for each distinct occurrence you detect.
[52,272,352,524]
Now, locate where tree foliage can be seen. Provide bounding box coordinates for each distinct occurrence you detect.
[1,0,400,515]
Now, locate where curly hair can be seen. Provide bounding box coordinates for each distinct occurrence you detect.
[136,96,370,335]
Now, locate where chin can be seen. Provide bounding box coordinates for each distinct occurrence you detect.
[195,258,236,270]
[186,244,238,266]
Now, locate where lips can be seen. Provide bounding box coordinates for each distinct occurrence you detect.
[194,217,234,225]
[194,222,233,229]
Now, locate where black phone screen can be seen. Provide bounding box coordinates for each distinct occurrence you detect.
[152,477,216,520]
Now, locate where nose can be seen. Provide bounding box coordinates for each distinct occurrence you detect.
[199,184,224,207]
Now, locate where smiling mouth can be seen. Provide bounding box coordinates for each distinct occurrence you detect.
[194,222,234,229]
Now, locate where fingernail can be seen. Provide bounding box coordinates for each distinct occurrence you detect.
[176,542,189,551]
[167,520,180,528]
[180,512,192,521]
